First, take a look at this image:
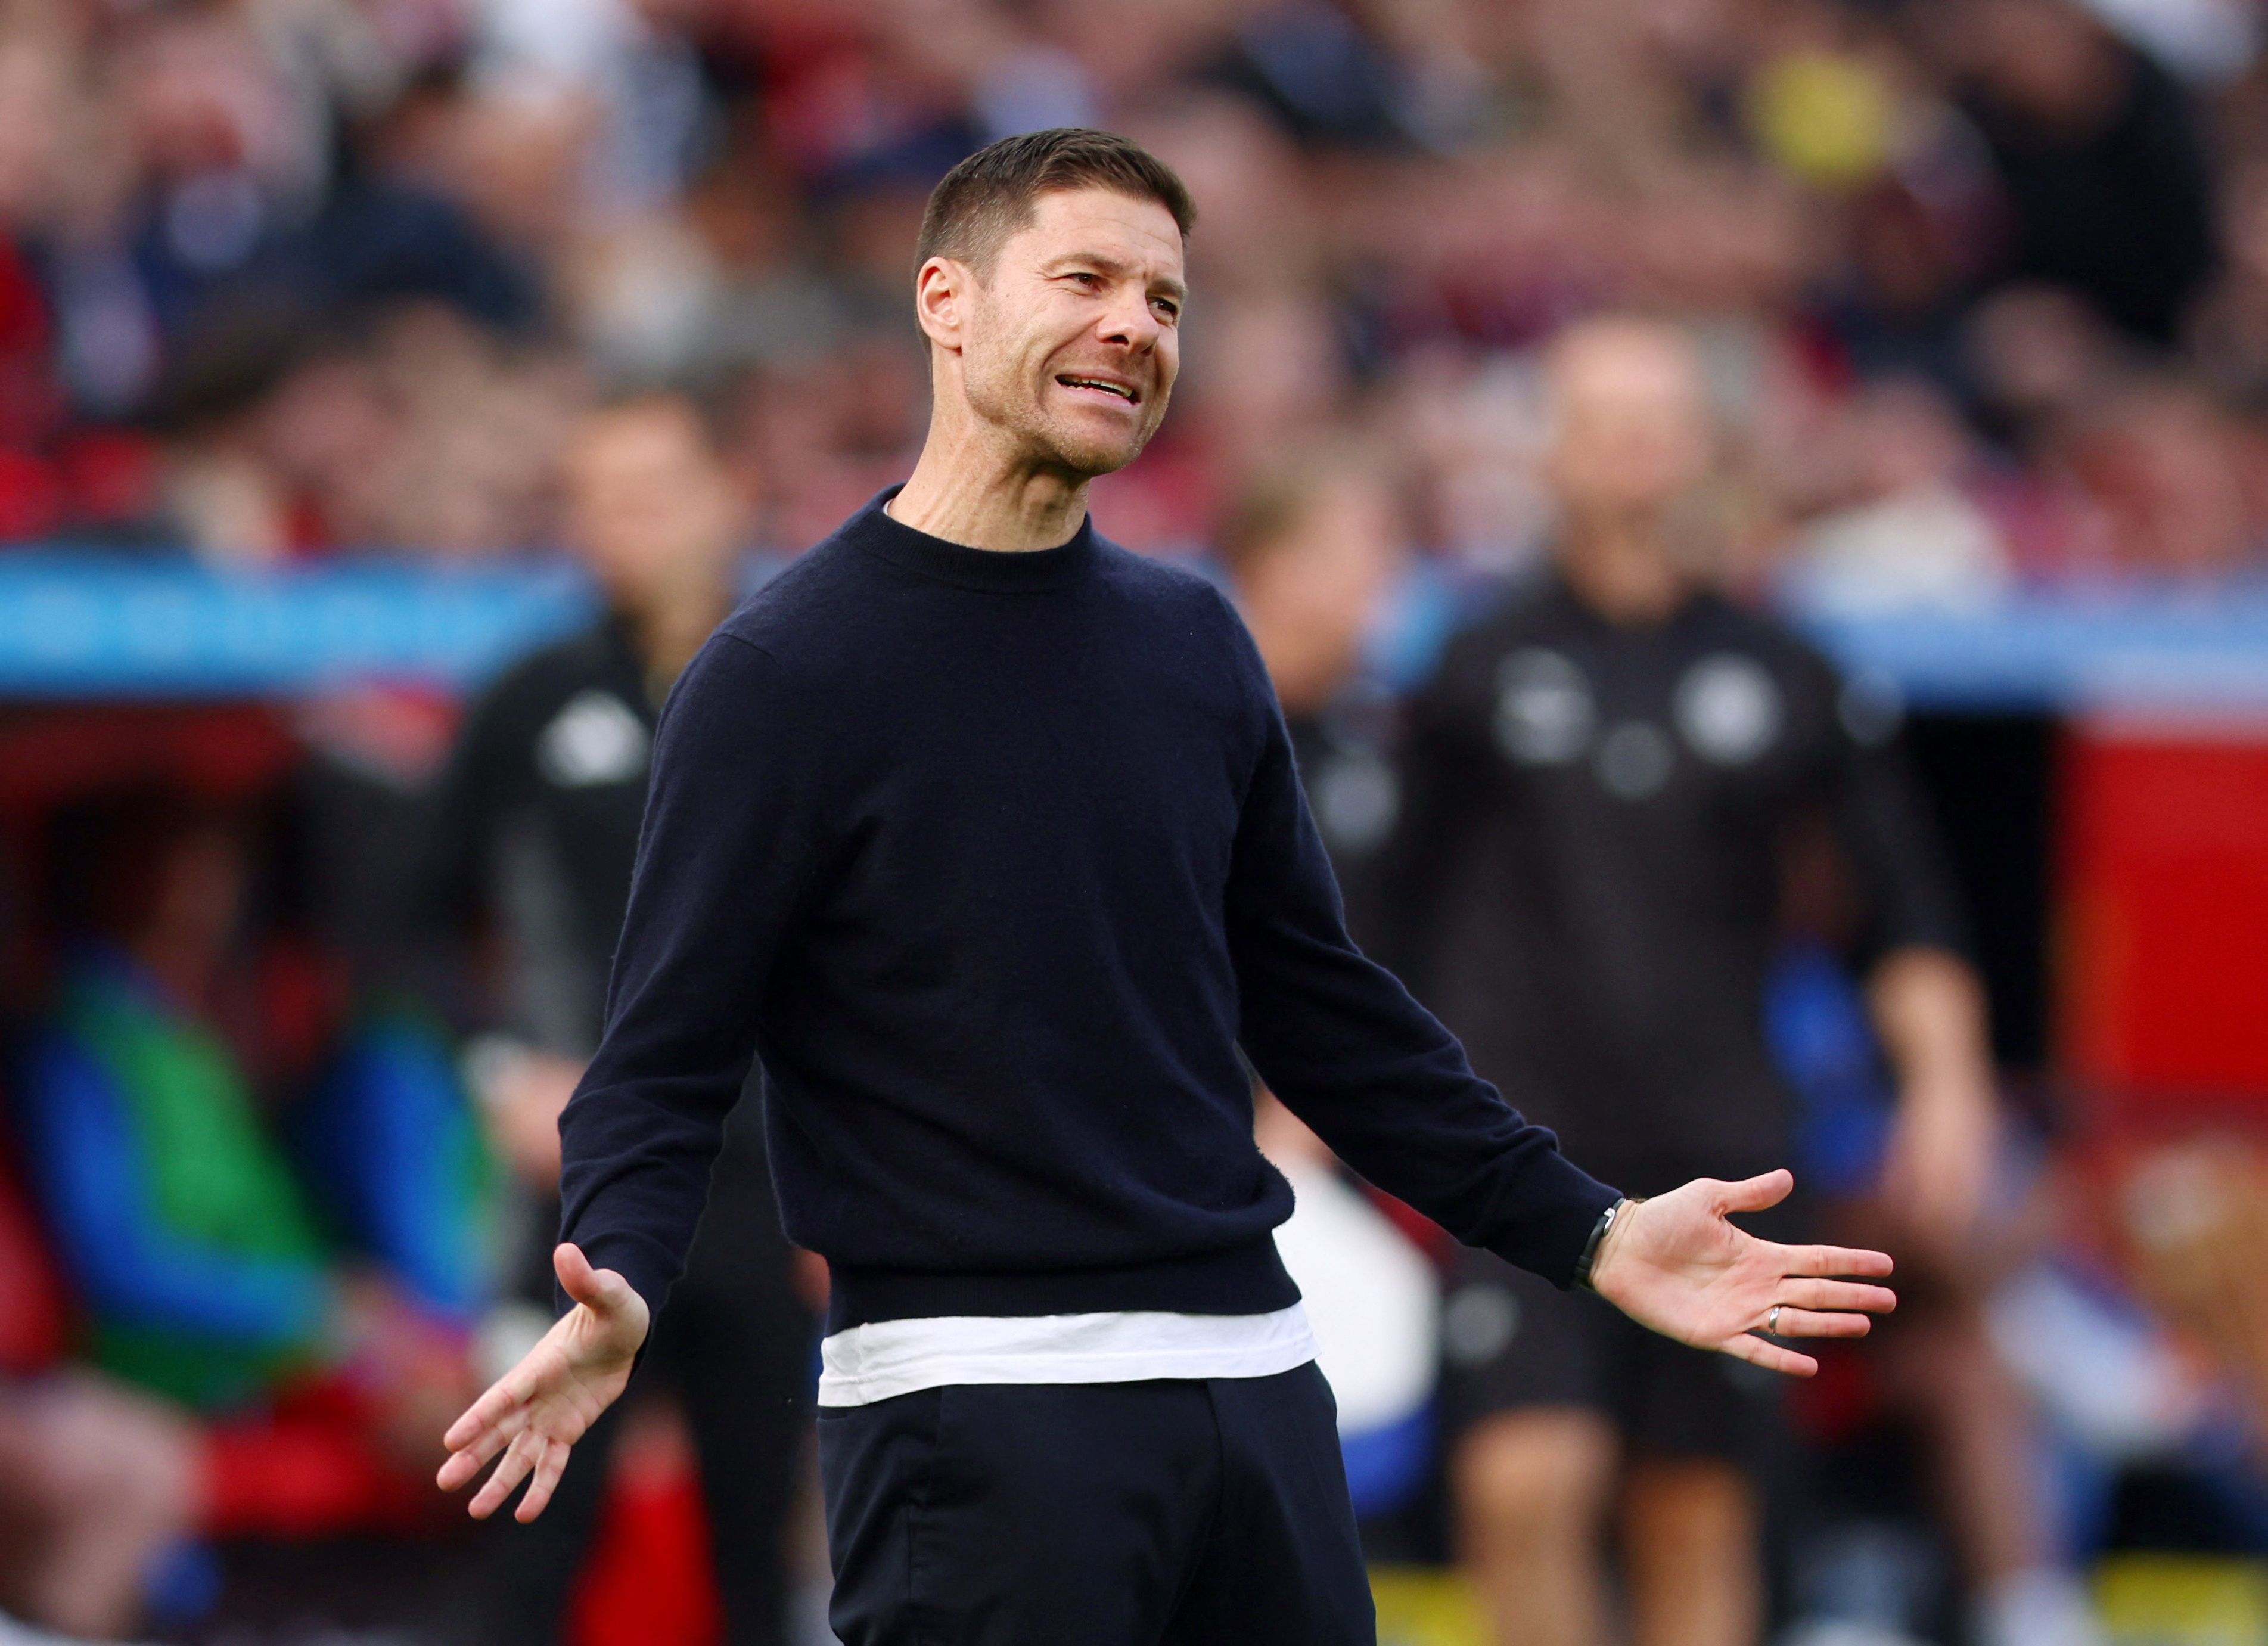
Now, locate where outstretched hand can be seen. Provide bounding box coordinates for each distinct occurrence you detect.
[437,1243,649,1522]
[1588,1170,1894,1377]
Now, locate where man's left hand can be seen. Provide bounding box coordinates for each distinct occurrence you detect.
[1588,1169,1895,1377]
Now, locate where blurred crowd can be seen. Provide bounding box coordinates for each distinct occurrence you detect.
[5,1,2268,1644]
[0,0,2263,591]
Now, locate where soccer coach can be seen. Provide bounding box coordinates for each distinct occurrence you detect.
[439,129,1894,1645]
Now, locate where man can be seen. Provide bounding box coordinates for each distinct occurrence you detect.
[437,130,1894,1646]
[1375,316,2049,1646]
[1213,448,1409,945]
[419,394,812,1646]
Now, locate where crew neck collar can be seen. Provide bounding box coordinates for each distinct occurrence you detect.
[852,486,1099,594]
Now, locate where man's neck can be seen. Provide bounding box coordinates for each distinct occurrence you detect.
[1556,515,1692,626]
[887,409,1092,553]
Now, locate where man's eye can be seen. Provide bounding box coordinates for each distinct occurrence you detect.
[1068,272,1100,288]
[1153,300,1179,321]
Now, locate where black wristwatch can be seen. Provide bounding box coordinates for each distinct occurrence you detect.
[1573,1197,1640,1291]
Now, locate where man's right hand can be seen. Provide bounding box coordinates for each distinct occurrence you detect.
[1587,1170,1895,1378]
[437,1243,649,1522]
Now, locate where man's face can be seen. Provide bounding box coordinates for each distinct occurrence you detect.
[1543,326,1715,525]
[1242,475,1404,660]
[935,187,1185,478]
[564,400,739,605]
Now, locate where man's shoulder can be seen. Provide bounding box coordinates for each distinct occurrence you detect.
[713,536,868,664]
[1092,536,1235,616]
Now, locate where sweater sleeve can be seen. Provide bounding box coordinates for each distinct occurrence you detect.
[555,633,822,1324]
[1219,633,1621,1288]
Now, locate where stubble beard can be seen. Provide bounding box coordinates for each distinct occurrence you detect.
[962,336,1167,482]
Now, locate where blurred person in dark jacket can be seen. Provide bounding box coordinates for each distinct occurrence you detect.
[1382,316,2085,1646]
[1215,449,1409,943]
[420,390,812,1646]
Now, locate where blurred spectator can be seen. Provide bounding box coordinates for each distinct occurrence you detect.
[2,783,493,1639]
[0,1374,197,1642]
[0,1127,197,1642]
[14,790,479,1423]
[418,392,813,1646]
[0,0,2253,585]
[1376,317,2078,1646]
[19,792,359,1408]
[1216,445,1410,936]
[1947,0,2218,347]
[1963,283,2133,454]
[1785,375,2013,613]
[2053,375,2263,574]
[155,302,588,561]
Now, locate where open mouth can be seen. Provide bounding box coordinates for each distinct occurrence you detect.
[1057,374,1140,405]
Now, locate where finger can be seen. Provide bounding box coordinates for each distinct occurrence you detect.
[436,1409,525,1492]
[444,1351,551,1451]
[443,1364,539,1452]
[1719,1330,1817,1378]
[467,1430,542,1521]
[1776,1277,1899,1315]
[1762,1306,1874,1340]
[554,1242,598,1303]
[516,1437,571,1524]
[1714,1168,1795,1215]
[1780,1243,1894,1279]
[554,1243,635,1319]
[467,1442,538,1523]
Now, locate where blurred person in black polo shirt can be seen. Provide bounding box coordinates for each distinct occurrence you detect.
[1381,317,2080,1646]
[420,392,811,1646]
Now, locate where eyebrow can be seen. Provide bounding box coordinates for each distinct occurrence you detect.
[1046,250,1188,306]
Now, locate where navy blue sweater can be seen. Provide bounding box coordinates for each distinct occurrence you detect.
[557,492,1619,1334]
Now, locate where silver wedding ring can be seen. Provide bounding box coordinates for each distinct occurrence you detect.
[1766,1305,1783,1335]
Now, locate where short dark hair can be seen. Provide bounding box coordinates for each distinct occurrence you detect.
[914,128,1196,279]
[583,385,730,459]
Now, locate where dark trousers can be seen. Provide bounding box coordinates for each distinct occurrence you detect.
[818,1362,1375,1646]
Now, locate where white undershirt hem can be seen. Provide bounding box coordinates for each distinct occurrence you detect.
[816,1303,1319,1408]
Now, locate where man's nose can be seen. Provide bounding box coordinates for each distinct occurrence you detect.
[1097,286,1161,350]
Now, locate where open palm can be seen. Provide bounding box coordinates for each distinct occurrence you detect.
[1589,1170,1896,1377]
[436,1243,650,1522]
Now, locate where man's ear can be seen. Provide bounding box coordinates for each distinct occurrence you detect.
[915,256,971,352]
